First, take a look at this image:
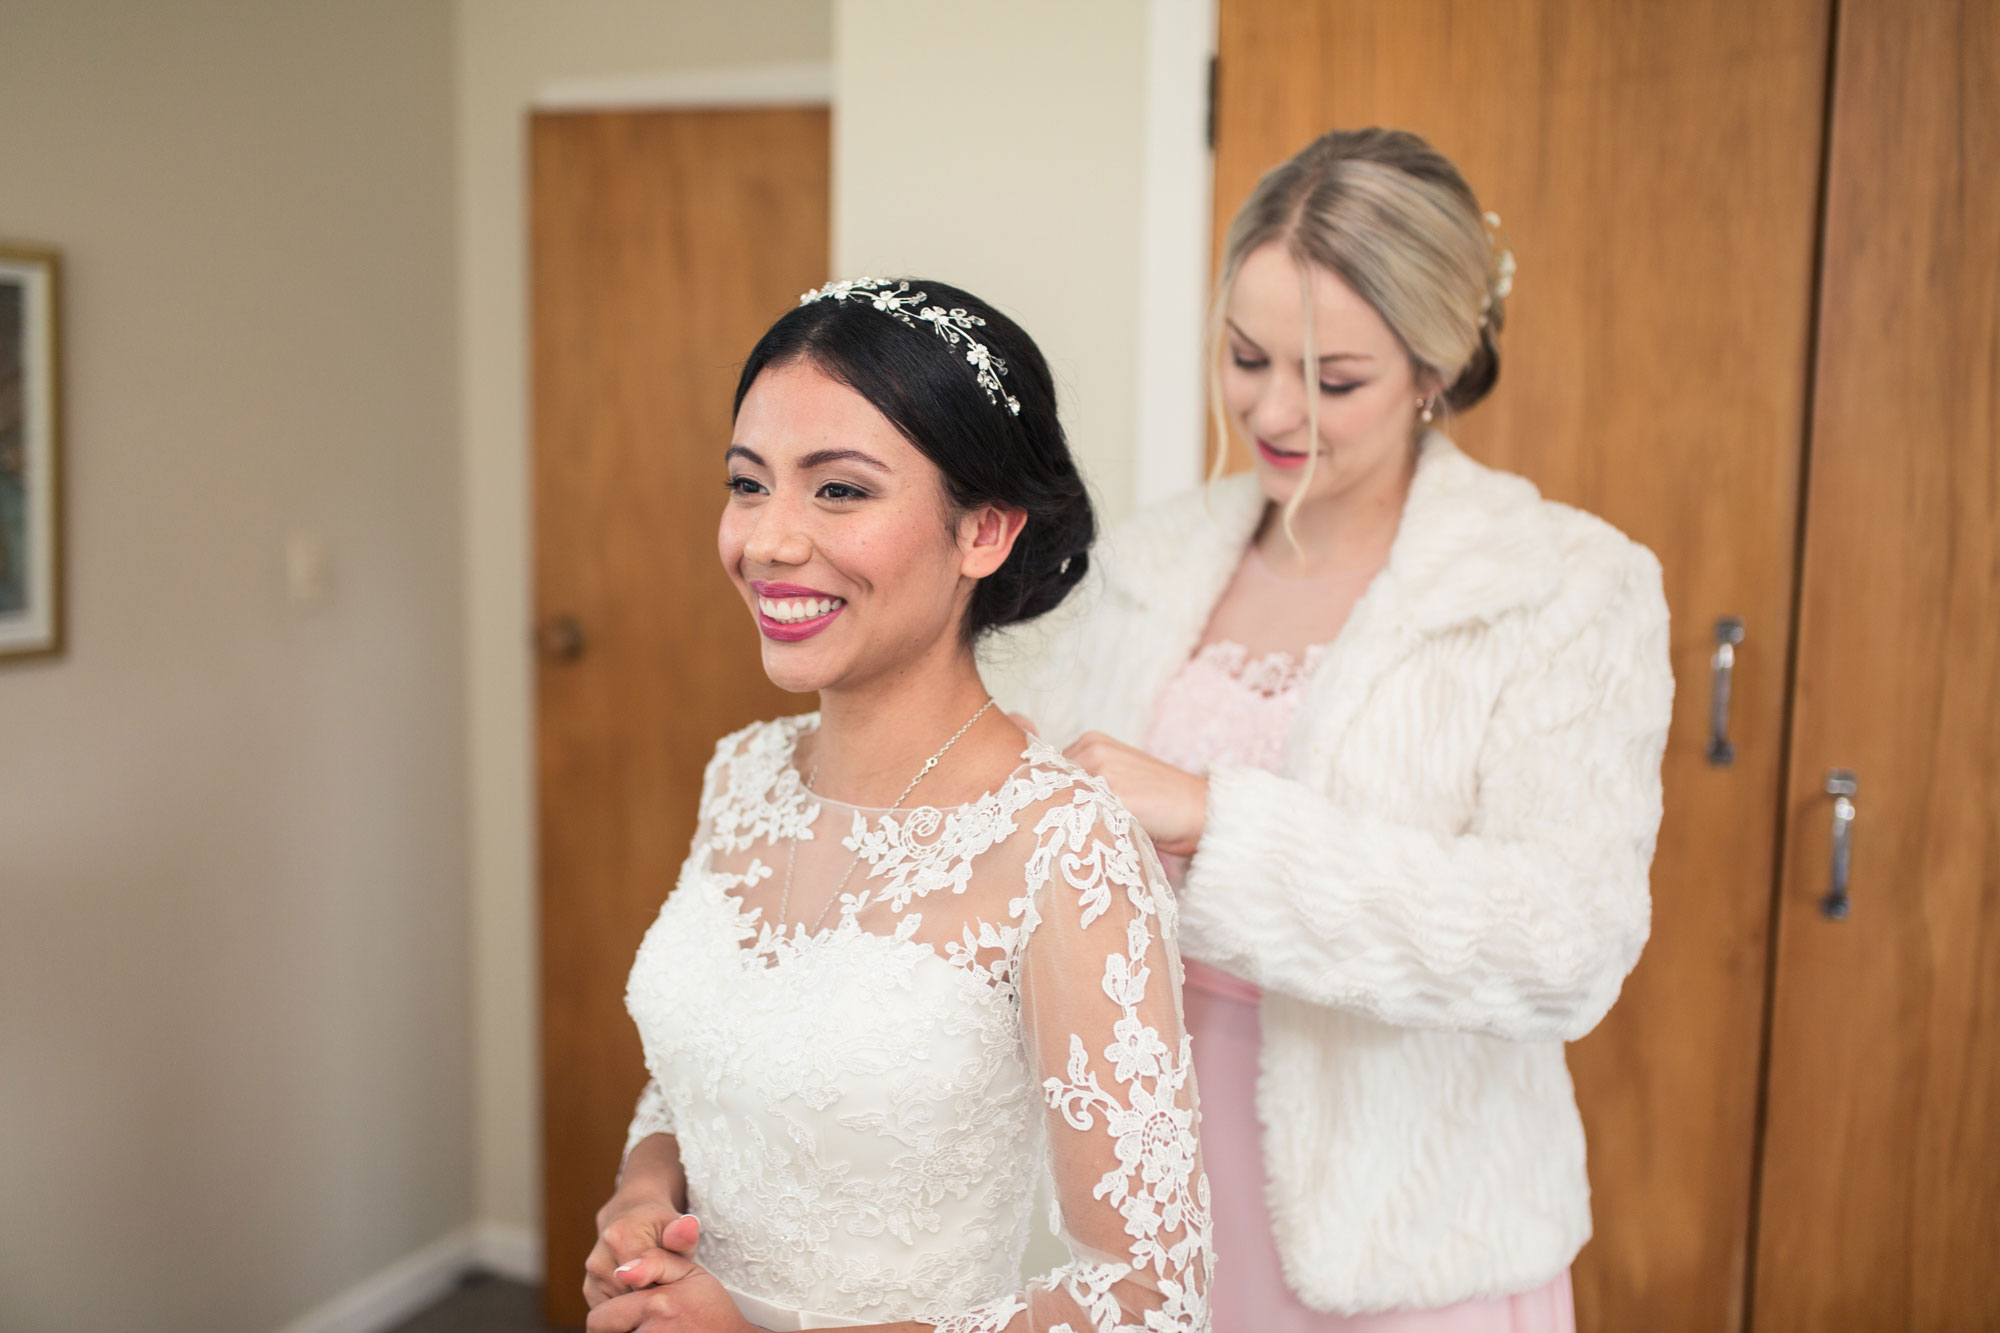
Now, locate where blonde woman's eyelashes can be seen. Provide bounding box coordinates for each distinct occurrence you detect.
[1231,350,1364,394]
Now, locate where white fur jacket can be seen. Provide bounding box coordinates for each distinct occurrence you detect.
[992,434,1673,1312]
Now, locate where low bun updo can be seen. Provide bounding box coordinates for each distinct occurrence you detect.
[733,278,1094,640]
[1445,313,1503,414]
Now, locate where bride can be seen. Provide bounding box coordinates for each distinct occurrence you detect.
[581,278,1213,1333]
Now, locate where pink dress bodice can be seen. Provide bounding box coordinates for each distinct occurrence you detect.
[1146,640,1325,777]
[1145,621,1574,1332]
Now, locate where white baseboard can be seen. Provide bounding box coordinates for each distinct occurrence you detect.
[272,1222,542,1333]
[471,1220,543,1283]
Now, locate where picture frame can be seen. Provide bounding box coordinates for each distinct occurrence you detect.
[0,242,63,662]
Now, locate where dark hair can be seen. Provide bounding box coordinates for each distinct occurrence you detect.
[732,279,1094,639]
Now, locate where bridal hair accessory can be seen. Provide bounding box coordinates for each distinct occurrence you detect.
[1479,212,1516,327]
[777,697,998,934]
[801,278,1022,415]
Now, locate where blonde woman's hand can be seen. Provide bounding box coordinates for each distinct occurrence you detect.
[1064,731,1208,857]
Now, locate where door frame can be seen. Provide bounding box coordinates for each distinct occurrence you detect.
[1134,0,1220,508]
[533,61,832,114]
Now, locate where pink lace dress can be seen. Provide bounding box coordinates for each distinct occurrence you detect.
[1145,634,1576,1333]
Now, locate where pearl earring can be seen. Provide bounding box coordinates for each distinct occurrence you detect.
[1418,397,1435,424]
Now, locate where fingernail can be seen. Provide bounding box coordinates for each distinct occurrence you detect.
[614,1259,642,1275]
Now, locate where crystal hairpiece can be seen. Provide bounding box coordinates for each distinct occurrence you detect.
[799,278,1021,415]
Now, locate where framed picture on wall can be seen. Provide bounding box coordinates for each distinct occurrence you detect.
[0,242,62,662]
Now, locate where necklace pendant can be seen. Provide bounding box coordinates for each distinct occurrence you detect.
[782,697,994,936]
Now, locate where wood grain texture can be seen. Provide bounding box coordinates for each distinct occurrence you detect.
[1210,4,1832,1328]
[1753,0,2000,1326]
[531,108,828,1327]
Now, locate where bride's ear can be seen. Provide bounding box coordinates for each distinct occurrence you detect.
[957,503,1028,580]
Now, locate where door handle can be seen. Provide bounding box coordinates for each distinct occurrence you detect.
[1706,617,1745,766]
[1820,769,1857,920]
[536,614,587,664]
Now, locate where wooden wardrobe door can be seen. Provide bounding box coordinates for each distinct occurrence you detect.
[1211,4,1831,1329]
[1751,0,2000,1326]
[532,107,827,1326]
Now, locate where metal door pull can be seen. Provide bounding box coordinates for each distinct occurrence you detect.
[1820,769,1857,920]
[537,614,587,664]
[1707,616,1745,766]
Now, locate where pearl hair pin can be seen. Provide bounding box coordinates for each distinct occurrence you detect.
[1479,212,1516,327]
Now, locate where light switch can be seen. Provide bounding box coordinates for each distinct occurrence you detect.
[286,529,333,609]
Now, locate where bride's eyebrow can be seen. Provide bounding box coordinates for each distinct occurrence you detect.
[724,444,765,466]
[798,448,891,473]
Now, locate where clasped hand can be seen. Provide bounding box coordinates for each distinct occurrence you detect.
[584,1197,753,1332]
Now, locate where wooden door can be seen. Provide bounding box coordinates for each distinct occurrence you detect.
[1750,0,2000,1326]
[532,106,829,1326]
[1211,4,1831,1328]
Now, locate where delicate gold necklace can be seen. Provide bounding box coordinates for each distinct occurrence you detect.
[777,698,996,935]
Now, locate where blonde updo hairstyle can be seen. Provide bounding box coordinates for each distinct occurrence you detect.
[1208,127,1510,525]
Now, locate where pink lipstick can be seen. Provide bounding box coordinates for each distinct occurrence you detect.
[1255,437,1311,470]
[748,580,847,642]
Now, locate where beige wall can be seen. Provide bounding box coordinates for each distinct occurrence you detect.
[832,0,1153,521]
[453,0,835,1239]
[0,2,465,1329]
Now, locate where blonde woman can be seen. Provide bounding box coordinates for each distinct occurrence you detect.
[1008,129,1672,1329]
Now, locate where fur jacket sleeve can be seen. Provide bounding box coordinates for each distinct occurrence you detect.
[1180,542,1669,1041]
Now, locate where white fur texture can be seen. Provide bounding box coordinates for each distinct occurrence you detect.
[993,435,1673,1312]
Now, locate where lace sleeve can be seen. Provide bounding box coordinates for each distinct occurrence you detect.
[621,1077,674,1164]
[938,780,1212,1332]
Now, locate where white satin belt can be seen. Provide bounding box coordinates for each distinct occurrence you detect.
[723,1283,870,1330]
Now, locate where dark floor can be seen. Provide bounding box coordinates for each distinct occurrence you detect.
[386,1273,573,1333]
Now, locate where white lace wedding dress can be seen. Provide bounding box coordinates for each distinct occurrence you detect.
[623,716,1212,1331]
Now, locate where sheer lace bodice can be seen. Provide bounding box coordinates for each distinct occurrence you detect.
[624,716,1212,1331]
